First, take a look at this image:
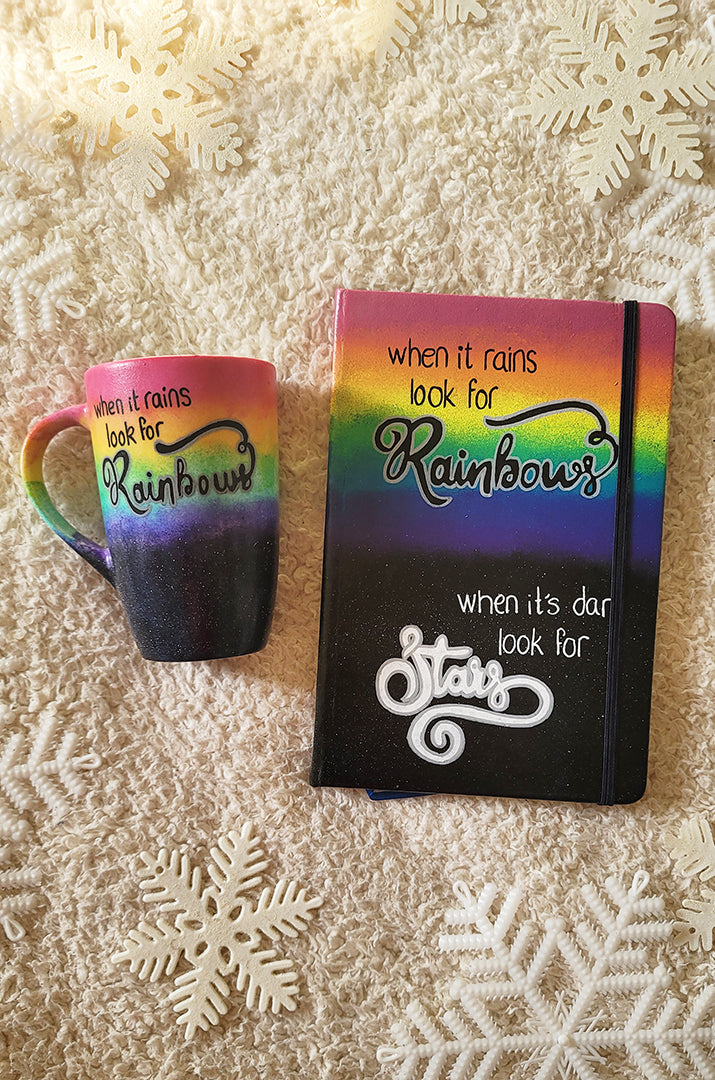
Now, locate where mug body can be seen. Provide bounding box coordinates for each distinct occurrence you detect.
[84,355,279,661]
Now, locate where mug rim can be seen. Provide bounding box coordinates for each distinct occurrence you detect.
[86,354,273,373]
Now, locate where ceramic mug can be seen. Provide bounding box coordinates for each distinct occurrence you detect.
[22,355,279,662]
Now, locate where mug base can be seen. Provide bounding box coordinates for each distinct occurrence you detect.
[138,629,272,663]
[114,529,278,664]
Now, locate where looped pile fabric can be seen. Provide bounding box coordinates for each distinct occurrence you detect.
[1,1,714,1077]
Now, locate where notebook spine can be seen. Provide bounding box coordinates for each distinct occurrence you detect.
[600,300,638,805]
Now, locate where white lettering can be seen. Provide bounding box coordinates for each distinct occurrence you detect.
[375,625,554,765]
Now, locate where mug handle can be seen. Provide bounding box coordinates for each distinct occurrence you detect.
[21,404,115,585]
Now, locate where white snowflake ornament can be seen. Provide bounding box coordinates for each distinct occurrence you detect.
[668,816,715,882]
[0,96,84,339]
[0,95,59,183]
[606,169,715,330]
[674,889,715,951]
[0,713,101,842]
[667,816,715,952]
[379,871,715,1079]
[358,0,486,67]
[519,1,715,200]
[54,1,251,208]
[0,846,42,941]
[112,824,322,1040]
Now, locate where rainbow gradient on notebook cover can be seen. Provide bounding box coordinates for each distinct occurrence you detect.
[326,292,672,566]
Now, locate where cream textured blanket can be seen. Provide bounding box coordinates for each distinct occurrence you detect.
[2,1,715,1077]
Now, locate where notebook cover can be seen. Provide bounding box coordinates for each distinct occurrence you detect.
[310,290,675,803]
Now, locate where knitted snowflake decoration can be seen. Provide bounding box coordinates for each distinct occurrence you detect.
[53,1,251,209]
[0,95,84,339]
[519,1,715,200]
[379,871,715,1078]
[605,167,715,330]
[0,713,101,842]
[358,0,487,67]
[0,845,42,941]
[112,824,322,1040]
[668,816,715,952]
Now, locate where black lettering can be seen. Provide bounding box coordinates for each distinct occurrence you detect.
[519,461,541,490]
[175,456,194,497]
[541,458,578,491]
[157,476,176,506]
[373,416,448,507]
[373,400,619,504]
[101,451,149,515]
[493,433,520,490]
[94,395,124,418]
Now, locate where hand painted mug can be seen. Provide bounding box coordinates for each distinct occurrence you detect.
[22,355,279,662]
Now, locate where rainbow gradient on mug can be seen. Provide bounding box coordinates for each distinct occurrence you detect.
[86,359,279,545]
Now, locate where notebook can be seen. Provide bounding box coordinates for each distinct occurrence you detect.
[310,290,675,804]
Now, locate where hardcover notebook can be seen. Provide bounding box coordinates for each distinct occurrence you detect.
[310,290,675,805]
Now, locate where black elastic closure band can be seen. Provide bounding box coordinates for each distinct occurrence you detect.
[600,300,638,805]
